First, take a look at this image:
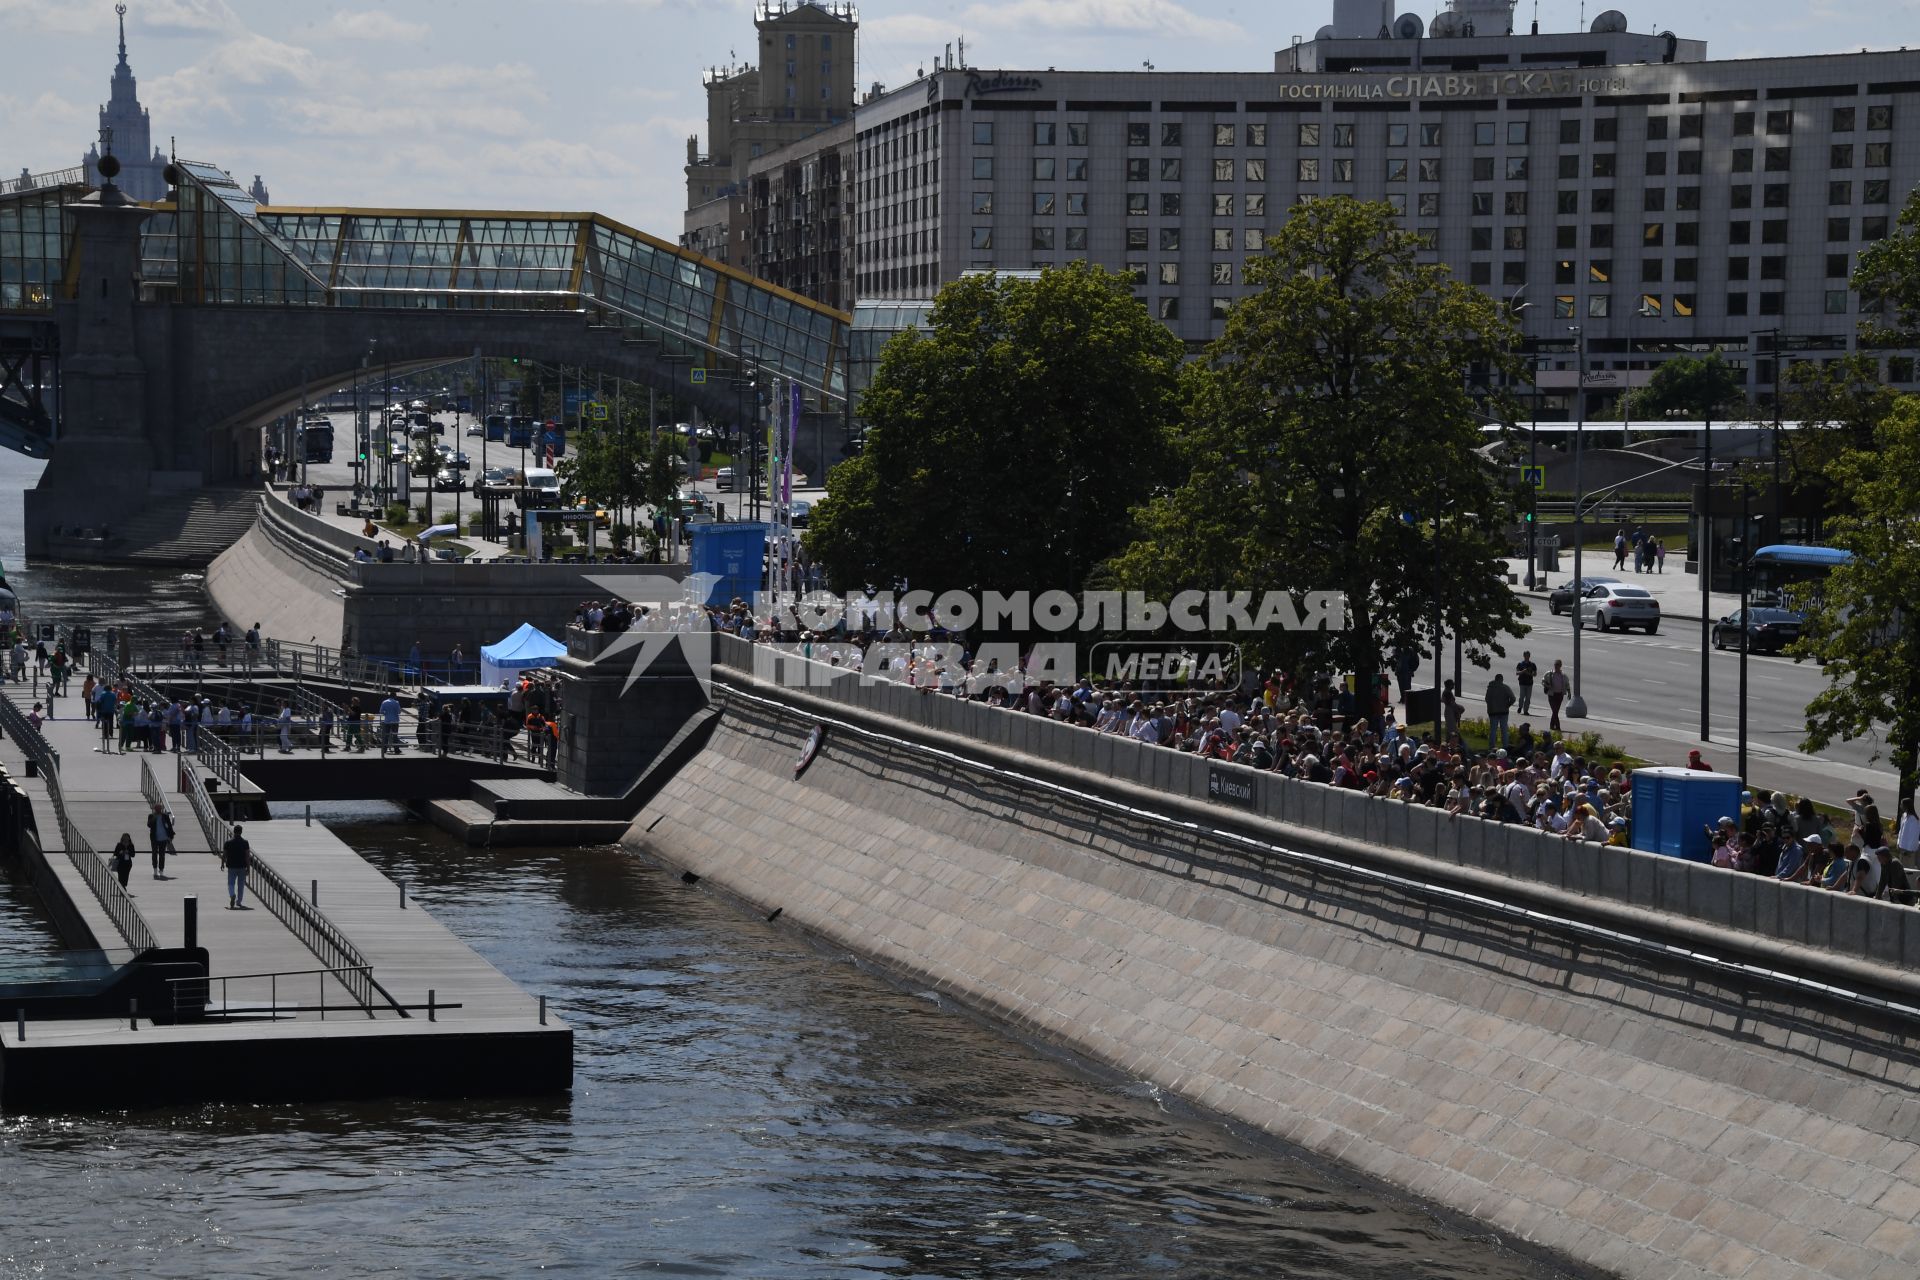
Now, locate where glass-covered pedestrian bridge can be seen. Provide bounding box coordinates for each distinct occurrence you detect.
[7,159,851,404]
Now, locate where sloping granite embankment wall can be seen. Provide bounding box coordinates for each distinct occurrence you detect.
[628,677,1920,1280]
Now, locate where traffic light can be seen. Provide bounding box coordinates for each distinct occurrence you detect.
[1522,511,1534,523]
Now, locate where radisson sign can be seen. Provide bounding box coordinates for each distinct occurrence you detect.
[1281,70,1632,101]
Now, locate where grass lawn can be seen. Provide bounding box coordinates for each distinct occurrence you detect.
[1408,717,1652,770]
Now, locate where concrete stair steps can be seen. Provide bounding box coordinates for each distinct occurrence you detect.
[107,489,262,566]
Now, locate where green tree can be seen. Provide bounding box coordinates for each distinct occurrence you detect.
[1105,198,1527,688]
[1798,395,1920,806]
[1621,351,1746,423]
[805,263,1183,595]
[1778,353,1895,500]
[1854,186,1920,349]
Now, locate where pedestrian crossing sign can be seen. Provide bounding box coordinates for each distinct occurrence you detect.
[586,401,608,422]
[690,367,708,385]
[1522,465,1545,491]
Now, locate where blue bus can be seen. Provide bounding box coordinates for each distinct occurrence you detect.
[1749,545,1851,611]
[508,416,536,448]
[484,414,508,442]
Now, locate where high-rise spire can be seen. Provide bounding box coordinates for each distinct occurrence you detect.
[116,3,128,67]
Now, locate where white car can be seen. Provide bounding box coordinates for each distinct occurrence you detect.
[1578,583,1661,633]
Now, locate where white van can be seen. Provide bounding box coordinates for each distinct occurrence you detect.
[518,467,562,507]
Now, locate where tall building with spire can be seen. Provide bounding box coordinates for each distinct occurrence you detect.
[80,3,177,202]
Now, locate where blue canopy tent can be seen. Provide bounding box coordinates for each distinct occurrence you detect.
[480,623,566,687]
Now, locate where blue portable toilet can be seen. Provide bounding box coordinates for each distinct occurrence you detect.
[1631,766,1744,863]
[688,522,768,606]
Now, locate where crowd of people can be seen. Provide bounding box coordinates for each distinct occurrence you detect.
[699,601,1919,907]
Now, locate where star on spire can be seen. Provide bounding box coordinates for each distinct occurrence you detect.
[116,3,129,66]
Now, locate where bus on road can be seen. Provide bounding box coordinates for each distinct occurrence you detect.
[298,421,334,462]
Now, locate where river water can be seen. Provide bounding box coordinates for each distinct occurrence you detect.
[0,452,1564,1278]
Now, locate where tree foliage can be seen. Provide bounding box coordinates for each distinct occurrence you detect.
[1778,353,1896,497]
[805,263,1184,594]
[1621,351,1746,422]
[1854,186,1920,349]
[1104,198,1527,683]
[1798,395,1920,805]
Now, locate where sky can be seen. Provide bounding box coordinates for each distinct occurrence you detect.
[2,0,1915,237]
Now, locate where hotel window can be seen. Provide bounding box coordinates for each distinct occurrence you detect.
[1868,105,1894,130]
[1213,194,1235,216]
[1066,158,1087,180]
[1212,262,1233,286]
[1386,159,1408,182]
[1506,157,1529,180]
[1555,295,1576,318]
[1827,253,1850,277]
[1832,144,1855,168]
[970,227,992,249]
[1126,263,1146,286]
[1680,114,1704,139]
[1642,258,1664,283]
[1068,123,1089,145]
[1730,220,1752,244]
[1556,259,1576,283]
[1034,192,1056,215]
[1127,193,1148,217]
[1033,227,1055,251]
[1729,257,1750,280]
[1162,123,1183,146]
[1158,296,1178,320]
[1731,185,1753,209]
[1503,261,1527,286]
[1331,159,1354,182]
[1677,187,1701,211]
[1766,110,1793,135]
[1732,150,1753,173]
[1035,158,1056,180]
[1505,191,1528,215]
[1559,154,1581,180]
[1212,228,1232,251]
[973,122,994,145]
[1828,216,1851,240]
[1591,224,1614,248]
[1590,295,1611,318]
[1161,193,1182,216]
[1507,120,1530,145]
[1470,262,1492,285]
[1644,222,1665,246]
[1212,298,1232,320]
[1128,123,1150,146]
[1421,123,1443,146]
[1728,292,1749,315]
[1420,158,1442,182]
[1387,193,1407,214]
[1471,227,1493,251]
[1505,227,1528,250]
[1245,228,1265,251]
[1473,157,1496,182]
[1159,262,1179,285]
[1765,147,1791,172]
[1894,357,1917,382]
[1732,112,1754,137]
[1647,116,1669,141]
[1866,142,1892,167]
[1673,294,1696,316]
[1560,119,1581,145]
[1333,124,1355,146]
[1474,121,1496,145]
[1760,291,1784,315]
[1594,117,1619,142]
[1676,222,1700,246]
[1833,107,1856,132]
[1215,158,1236,181]
[1035,122,1056,146]
[1299,122,1321,146]
[1127,227,1149,250]
[1162,158,1183,181]
[1389,123,1409,146]
[971,192,993,214]
[1298,158,1320,182]
[1866,215,1890,238]
[1557,190,1579,214]
[1645,152,1668,176]
[1247,158,1266,181]
[1763,219,1789,244]
[1557,225,1577,249]
[1645,188,1666,212]
[1678,151,1702,175]
[1215,124,1236,147]
[1161,227,1181,251]
[1248,124,1266,146]
[1472,192,1494,215]
[1593,154,1616,178]
[1246,194,1265,216]
[1420,192,1441,217]
[1867,179,1892,203]
[973,158,993,179]
[1761,255,1786,278]
[1066,193,1087,215]
[1590,261,1612,283]
[1127,158,1149,182]
[1831,181,1853,205]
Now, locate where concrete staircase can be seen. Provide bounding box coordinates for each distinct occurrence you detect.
[48,487,263,567]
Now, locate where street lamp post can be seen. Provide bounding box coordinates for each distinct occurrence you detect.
[1736,483,1753,781]
[1700,398,1714,740]
[1567,325,1589,719]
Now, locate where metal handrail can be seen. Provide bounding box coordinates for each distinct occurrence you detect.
[167,965,372,1021]
[175,760,384,1015]
[196,728,243,791]
[0,165,88,195]
[0,692,161,955]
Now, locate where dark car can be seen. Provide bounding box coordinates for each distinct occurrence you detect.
[1712,607,1804,654]
[1548,575,1620,616]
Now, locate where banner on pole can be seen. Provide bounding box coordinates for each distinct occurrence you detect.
[786,382,799,504]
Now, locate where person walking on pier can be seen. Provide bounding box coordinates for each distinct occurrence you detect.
[222,824,252,909]
[379,692,402,755]
[1542,659,1571,732]
[146,802,174,879]
[318,704,335,754]
[213,622,230,666]
[9,636,24,683]
[344,697,365,753]
[276,700,295,754]
[111,834,136,891]
[244,624,261,673]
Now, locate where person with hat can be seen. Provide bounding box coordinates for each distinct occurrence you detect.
[1848,790,1882,838]
[1686,748,1712,772]
[1775,832,1819,883]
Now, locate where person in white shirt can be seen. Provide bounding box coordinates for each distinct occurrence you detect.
[1897,798,1919,857]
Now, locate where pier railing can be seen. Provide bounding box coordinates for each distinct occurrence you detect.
[174,758,385,1015]
[0,693,161,956]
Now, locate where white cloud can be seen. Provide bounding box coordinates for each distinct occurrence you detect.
[135,0,242,37]
[0,0,100,35]
[322,11,431,42]
[962,0,1244,43]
